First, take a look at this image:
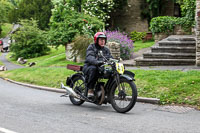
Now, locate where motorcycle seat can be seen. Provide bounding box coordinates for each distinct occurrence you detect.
[67,64,83,71]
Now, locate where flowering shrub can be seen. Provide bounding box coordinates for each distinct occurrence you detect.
[105,31,134,60]
[48,1,104,47]
[83,0,114,26]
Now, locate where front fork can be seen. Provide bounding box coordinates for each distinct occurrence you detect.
[115,73,122,92]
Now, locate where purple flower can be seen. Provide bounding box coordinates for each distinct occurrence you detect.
[105,30,134,59]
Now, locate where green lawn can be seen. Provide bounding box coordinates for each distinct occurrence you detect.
[0,23,13,38]
[134,40,155,52]
[7,45,83,67]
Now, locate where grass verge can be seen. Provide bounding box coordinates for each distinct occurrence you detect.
[0,68,199,109]
[134,40,155,52]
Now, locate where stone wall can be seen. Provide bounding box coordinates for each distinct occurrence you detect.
[112,0,148,33]
[107,42,120,59]
[196,0,200,66]
[112,0,174,34]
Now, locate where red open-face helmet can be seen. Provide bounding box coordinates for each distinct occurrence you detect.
[94,32,107,44]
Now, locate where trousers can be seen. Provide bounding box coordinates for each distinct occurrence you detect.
[83,65,99,90]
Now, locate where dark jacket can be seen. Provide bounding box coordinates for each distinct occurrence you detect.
[84,43,113,66]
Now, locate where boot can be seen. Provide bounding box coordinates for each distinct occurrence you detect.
[88,89,94,98]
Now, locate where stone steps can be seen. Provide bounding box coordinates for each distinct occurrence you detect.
[151,46,196,53]
[143,53,196,59]
[135,57,196,66]
[135,35,196,66]
[158,41,196,47]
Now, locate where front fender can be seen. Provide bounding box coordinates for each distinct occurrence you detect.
[124,70,135,81]
[66,73,84,86]
[120,74,134,81]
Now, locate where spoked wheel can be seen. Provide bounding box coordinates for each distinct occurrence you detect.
[69,76,86,105]
[110,78,137,113]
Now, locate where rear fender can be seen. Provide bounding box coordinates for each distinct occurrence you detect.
[66,73,84,86]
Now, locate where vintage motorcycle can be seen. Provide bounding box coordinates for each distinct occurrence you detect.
[61,53,137,113]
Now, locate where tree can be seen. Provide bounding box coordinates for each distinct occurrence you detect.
[48,1,104,47]
[0,0,14,35]
[8,0,53,30]
[0,0,14,23]
[10,19,50,59]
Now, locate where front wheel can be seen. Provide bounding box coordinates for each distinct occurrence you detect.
[110,78,137,113]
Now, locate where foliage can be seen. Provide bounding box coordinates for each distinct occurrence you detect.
[54,0,127,28]
[48,1,104,47]
[175,0,196,28]
[130,31,147,41]
[7,0,21,6]
[150,0,196,35]
[70,35,93,59]
[0,0,14,23]
[140,0,166,26]
[82,0,114,26]
[8,0,53,30]
[106,30,134,60]
[150,16,175,34]
[0,25,2,34]
[10,19,50,60]
[150,16,192,34]
[0,23,13,38]
[176,0,196,19]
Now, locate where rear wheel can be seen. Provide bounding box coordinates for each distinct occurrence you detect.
[69,76,85,105]
[110,78,137,113]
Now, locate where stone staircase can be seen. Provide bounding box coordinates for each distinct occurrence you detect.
[135,35,196,66]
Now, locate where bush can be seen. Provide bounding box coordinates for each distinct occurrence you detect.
[10,19,50,60]
[8,0,53,30]
[48,1,104,47]
[106,30,134,60]
[130,31,146,41]
[82,0,114,25]
[150,16,192,35]
[70,35,93,59]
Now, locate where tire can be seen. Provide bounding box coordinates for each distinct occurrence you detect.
[69,76,85,105]
[110,78,137,113]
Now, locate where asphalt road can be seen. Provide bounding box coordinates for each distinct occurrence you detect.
[0,78,200,133]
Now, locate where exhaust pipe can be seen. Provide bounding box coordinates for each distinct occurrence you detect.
[61,83,79,98]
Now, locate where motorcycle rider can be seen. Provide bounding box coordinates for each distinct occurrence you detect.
[83,32,113,98]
